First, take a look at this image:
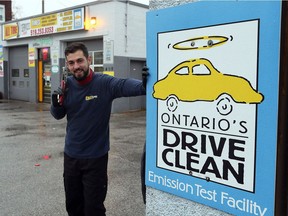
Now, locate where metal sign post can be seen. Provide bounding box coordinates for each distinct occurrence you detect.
[275,1,288,215]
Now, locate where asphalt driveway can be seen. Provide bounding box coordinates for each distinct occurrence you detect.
[0,100,146,216]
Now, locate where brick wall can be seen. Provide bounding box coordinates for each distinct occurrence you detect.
[0,0,12,21]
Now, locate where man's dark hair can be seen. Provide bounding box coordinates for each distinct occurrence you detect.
[65,42,89,58]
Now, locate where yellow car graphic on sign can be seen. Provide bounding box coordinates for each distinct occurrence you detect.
[153,58,264,113]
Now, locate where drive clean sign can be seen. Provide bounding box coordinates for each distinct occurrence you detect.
[154,19,262,192]
[146,1,282,215]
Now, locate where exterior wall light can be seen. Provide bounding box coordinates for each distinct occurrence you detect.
[90,17,97,27]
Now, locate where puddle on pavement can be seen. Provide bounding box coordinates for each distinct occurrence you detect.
[5,124,28,132]
[0,106,22,110]
[0,100,50,112]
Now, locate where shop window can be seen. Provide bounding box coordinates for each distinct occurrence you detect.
[39,48,50,61]
[19,81,25,88]
[89,51,103,72]
[93,66,104,73]
[93,51,103,64]
[24,69,29,77]
[0,6,5,22]
[12,69,19,77]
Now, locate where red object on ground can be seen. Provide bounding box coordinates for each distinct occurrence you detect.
[43,155,50,160]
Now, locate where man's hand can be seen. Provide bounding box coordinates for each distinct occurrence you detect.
[51,87,64,107]
[142,66,149,89]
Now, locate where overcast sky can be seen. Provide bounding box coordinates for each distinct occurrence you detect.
[12,0,149,19]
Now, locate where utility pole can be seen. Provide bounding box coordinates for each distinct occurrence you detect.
[42,0,44,13]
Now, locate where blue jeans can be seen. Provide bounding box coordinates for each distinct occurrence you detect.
[63,153,108,216]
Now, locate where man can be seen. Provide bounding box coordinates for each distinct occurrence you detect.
[50,42,147,216]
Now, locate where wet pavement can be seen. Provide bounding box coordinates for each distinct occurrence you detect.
[0,99,146,216]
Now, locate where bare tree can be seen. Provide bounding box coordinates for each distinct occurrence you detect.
[12,1,23,19]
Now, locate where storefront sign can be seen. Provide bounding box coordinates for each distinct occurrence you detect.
[28,48,35,67]
[3,7,85,40]
[0,45,3,77]
[3,23,18,40]
[104,40,114,64]
[51,65,59,73]
[146,1,282,215]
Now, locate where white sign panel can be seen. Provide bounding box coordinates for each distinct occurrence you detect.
[154,20,262,192]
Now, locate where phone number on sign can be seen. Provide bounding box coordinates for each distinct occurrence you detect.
[31,27,54,36]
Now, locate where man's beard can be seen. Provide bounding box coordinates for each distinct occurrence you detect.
[73,69,89,81]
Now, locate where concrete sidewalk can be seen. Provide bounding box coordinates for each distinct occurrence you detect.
[0,99,146,216]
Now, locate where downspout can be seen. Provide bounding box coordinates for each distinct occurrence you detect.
[124,0,128,53]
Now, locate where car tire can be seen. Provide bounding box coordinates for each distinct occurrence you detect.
[216,94,233,116]
[166,95,179,112]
